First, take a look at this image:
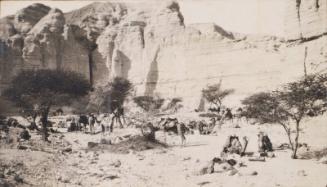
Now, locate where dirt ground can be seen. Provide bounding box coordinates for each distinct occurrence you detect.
[0,114,327,187]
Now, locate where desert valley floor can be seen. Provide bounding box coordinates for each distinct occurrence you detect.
[1,113,327,187]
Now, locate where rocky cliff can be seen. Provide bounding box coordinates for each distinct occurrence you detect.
[0,0,326,110]
[284,0,327,76]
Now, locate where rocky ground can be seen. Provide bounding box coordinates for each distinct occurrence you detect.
[0,114,327,187]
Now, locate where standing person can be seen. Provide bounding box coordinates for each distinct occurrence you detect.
[76,115,82,131]
[110,109,123,132]
[79,114,88,133]
[176,120,186,146]
[68,118,78,132]
[102,114,110,135]
[96,114,105,136]
[118,107,126,126]
[114,108,124,128]
[198,120,205,135]
[88,113,96,134]
[225,108,233,121]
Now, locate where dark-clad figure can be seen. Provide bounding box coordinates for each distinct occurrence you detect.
[225,108,233,120]
[88,114,96,134]
[177,122,187,146]
[79,114,88,133]
[258,132,273,152]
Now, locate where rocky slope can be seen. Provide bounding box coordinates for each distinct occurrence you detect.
[0,0,326,110]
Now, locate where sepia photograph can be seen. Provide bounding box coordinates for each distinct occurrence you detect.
[0,0,326,186]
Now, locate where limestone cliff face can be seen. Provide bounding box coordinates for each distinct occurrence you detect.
[285,0,327,41]
[0,1,327,110]
[0,3,50,90]
[284,0,327,82]
[23,8,65,70]
[96,1,286,109]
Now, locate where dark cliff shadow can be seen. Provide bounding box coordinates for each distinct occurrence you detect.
[90,48,111,84]
[116,50,131,79]
[144,49,159,96]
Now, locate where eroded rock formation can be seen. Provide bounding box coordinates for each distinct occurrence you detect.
[0,0,326,110]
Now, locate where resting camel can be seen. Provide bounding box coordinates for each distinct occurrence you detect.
[221,135,249,157]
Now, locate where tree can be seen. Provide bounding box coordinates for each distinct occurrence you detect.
[241,92,283,124]
[3,69,91,141]
[242,74,327,158]
[202,80,234,111]
[89,77,132,132]
[133,95,165,141]
[133,96,165,113]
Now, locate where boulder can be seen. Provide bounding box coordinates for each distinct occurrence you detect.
[61,147,72,153]
[14,175,23,183]
[17,145,29,150]
[87,142,99,148]
[227,169,238,176]
[110,160,121,168]
[100,138,111,145]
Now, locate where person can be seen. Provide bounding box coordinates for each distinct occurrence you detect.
[104,114,112,134]
[96,114,105,136]
[207,117,216,133]
[258,132,273,152]
[118,107,126,125]
[177,122,187,146]
[100,123,105,135]
[225,108,233,121]
[68,118,78,132]
[88,113,96,134]
[198,120,206,135]
[79,114,88,133]
[110,108,123,132]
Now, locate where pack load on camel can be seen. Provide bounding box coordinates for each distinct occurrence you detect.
[221,135,248,156]
[159,117,188,146]
[197,119,217,135]
[141,122,160,142]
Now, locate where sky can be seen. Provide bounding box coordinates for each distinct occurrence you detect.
[0,0,286,36]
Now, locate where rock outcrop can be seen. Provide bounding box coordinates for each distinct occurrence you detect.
[285,0,327,41]
[0,0,327,110]
[284,0,327,81]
